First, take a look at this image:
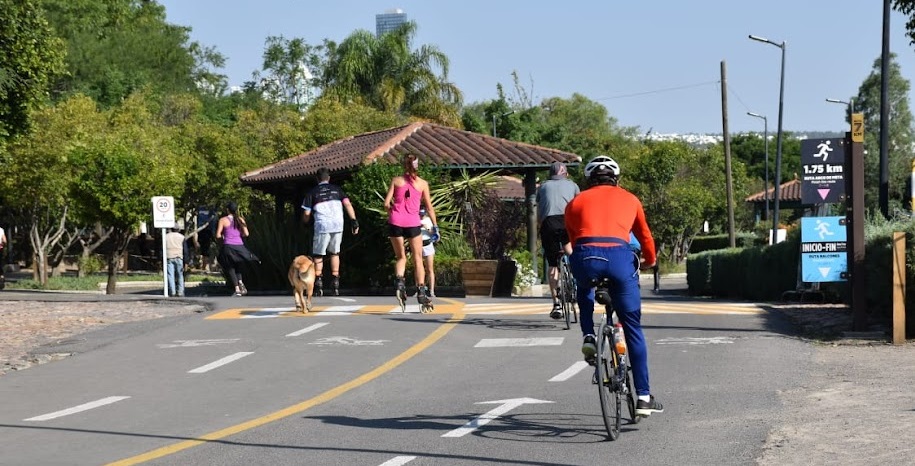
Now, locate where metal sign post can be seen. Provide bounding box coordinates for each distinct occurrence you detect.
[151,196,175,297]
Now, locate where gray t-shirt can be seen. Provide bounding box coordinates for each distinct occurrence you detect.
[536,178,580,221]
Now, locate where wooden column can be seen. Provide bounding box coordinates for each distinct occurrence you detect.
[893,231,906,344]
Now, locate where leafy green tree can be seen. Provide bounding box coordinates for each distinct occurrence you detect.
[70,92,187,293]
[40,0,201,107]
[323,21,463,126]
[252,36,326,110]
[300,97,404,148]
[622,141,749,263]
[853,53,915,214]
[0,95,103,284]
[0,0,65,141]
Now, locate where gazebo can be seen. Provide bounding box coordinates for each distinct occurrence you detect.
[744,177,807,223]
[240,121,582,266]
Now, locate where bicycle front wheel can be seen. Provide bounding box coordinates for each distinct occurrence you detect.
[596,328,622,440]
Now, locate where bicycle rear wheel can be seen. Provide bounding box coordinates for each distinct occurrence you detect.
[596,327,622,440]
[559,260,573,330]
[625,366,640,424]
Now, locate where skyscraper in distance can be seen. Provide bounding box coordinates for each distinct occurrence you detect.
[376,8,407,37]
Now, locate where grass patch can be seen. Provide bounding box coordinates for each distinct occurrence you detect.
[7,273,222,291]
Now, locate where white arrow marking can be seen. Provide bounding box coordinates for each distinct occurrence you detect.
[309,336,388,346]
[441,398,554,438]
[656,337,734,345]
[286,322,329,337]
[549,361,591,382]
[157,339,239,348]
[188,352,254,373]
[378,456,417,466]
[474,337,563,348]
[819,267,831,278]
[25,396,130,421]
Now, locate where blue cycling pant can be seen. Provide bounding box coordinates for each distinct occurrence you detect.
[570,242,651,396]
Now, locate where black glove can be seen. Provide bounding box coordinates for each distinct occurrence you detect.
[351,218,360,234]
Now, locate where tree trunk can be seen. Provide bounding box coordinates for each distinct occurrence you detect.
[105,251,118,295]
[105,228,133,295]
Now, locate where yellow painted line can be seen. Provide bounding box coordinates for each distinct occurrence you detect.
[107,311,467,466]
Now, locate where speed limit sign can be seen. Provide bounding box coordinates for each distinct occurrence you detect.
[151,196,175,228]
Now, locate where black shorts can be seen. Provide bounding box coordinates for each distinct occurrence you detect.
[540,215,569,267]
[388,224,422,239]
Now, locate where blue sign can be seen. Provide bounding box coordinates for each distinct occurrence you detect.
[800,216,847,282]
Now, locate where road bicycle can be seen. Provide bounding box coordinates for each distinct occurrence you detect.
[591,277,639,440]
[556,252,578,330]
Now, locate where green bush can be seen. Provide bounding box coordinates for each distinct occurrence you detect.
[689,232,759,254]
[686,215,915,336]
[78,254,105,275]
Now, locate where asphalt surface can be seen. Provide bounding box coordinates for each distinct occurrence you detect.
[0,276,810,465]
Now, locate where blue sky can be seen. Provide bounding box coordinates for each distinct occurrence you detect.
[160,1,915,135]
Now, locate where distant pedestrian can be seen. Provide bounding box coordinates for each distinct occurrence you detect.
[301,167,360,296]
[165,227,187,297]
[216,201,260,297]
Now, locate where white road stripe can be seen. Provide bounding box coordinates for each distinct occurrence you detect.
[24,396,130,421]
[388,304,423,314]
[188,352,254,373]
[474,337,564,348]
[379,456,417,466]
[549,361,591,382]
[656,337,735,345]
[241,308,294,319]
[318,305,362,316]
[286,323,329,337]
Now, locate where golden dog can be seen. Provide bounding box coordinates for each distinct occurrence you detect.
[288,255,316,313]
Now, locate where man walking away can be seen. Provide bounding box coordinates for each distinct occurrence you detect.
[301,167,359,296]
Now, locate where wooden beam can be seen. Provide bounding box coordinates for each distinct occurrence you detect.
[893,231,906,345]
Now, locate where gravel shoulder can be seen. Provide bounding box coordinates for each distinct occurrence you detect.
[0,299,207,375]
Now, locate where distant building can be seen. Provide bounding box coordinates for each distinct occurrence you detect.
[376,8,407,37]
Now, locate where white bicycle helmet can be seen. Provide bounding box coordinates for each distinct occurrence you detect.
[584,155,621,179]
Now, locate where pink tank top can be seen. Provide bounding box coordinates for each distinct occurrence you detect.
[222,216,244,245]
[388,178,422,228]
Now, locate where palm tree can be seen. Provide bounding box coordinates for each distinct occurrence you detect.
[323,22,463,126]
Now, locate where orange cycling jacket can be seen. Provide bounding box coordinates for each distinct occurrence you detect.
[564,185,657,266]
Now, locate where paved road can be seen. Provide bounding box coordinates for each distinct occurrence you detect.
[0,277,808,465]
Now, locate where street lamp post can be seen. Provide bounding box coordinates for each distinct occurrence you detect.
[826,98,855,133]
[747,112,769,221]
[492,110,515,138]
[826,97,855,114]
[749,34,786,245]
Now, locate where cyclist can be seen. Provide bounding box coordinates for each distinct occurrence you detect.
[536,161,580,319]
[564,155,664,417]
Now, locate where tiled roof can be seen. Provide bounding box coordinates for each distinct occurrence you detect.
[493,176,525,200]
[745,178,802,203]
[240,122,583,186]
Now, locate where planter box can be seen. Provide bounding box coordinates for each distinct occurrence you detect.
[461,260,499,296]
[461,259,518,297]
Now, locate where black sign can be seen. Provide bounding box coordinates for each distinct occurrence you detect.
[800,138,846,205]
